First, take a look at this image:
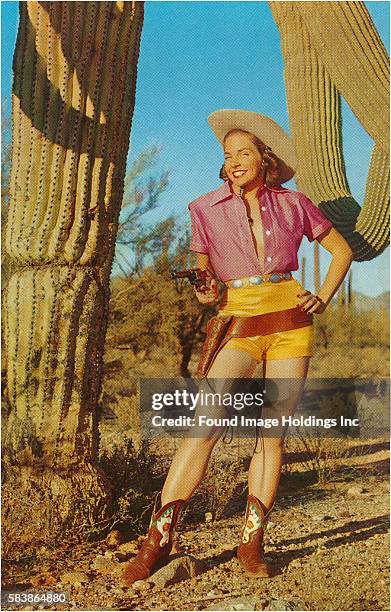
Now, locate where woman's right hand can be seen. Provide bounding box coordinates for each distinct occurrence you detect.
[194,276,219,304]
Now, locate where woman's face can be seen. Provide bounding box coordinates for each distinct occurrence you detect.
[223,131,263,190]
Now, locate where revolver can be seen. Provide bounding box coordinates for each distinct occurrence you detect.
[170,267,212,294]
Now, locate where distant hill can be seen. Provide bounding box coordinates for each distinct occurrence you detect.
[332,290,390,312]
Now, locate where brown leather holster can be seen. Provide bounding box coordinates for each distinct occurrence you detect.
[196,307,312,379]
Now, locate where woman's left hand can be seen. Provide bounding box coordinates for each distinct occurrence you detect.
[297,289,327,314]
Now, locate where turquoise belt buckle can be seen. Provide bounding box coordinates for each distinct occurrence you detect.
[283,272,291,280]
[249,275,263,285]
[231,279,244,288]
[269,273,281,283]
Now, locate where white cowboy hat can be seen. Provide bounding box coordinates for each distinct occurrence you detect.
[208,109,297,182]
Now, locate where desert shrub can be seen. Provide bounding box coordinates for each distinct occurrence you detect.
[190,454,244,522]
[309,345,389,378]
[97,438,166,538]
[286,435,351,485]
[284,390,359,484]
[313,304,389,350]
[107,266,209,376]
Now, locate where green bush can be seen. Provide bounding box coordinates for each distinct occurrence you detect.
[98,438,165,537]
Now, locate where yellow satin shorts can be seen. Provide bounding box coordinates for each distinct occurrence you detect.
[218,278,314,362]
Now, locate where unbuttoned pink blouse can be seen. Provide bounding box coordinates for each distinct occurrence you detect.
[188,181,333,282]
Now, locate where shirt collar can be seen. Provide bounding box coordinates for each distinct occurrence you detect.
[209,180,287,206]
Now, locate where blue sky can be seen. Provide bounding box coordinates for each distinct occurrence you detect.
[1,1,389,296]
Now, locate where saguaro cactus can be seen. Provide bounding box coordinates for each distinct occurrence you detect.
[301,256,306,288]
[270,1,389,261]
[347,269,353,308]
[3,1,144,549]
[313,241,320,294]
[338,280,346,308]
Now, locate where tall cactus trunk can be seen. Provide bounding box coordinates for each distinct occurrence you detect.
[301,256,306,287]
[3,1,144,553]
[338,280,346,308]
[347,269,353,307]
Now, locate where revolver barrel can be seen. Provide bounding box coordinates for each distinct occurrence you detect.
[170,267,208,288]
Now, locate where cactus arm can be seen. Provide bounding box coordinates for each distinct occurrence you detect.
[270,1,389,261]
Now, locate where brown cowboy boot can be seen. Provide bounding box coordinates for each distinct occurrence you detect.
[237,494,273,577]
[122,493,186,586]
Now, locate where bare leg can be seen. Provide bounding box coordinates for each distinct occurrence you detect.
[161,348,257,505]
[247,356,310,511]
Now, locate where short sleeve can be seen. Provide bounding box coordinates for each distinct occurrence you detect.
[299,194,333,242]
[188,204,209,253]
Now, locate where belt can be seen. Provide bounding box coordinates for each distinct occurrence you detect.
[225,272,292,288]
[228,307,312,337]
[197,306,312,379]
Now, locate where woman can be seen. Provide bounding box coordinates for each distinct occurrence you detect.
[122,109,353,584]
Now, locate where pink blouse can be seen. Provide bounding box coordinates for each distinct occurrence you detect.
[188,181,333,282]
